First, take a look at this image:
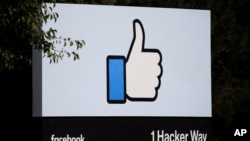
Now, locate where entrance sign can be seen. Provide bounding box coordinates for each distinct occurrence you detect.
[33,4,211,117]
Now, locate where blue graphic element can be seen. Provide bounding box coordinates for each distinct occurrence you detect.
[107,56,126,103]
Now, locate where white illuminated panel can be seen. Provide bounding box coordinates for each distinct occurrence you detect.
[35,4,211,117]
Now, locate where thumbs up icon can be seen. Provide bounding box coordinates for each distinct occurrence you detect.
[107,19,162,103]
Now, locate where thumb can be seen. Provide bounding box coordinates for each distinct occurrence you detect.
[127,19,145,59]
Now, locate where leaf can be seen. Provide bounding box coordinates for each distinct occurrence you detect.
[69,41,73,46]
[73,54,77,61]
[67,52,71,57]
[82,40,86,45]
[76,54,80,60]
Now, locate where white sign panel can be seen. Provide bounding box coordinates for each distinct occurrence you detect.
[35,4,211,117]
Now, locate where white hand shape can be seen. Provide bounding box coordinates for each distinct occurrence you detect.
[126,19,162,100]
